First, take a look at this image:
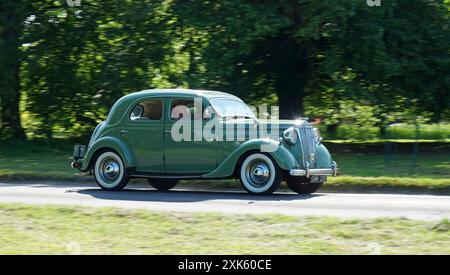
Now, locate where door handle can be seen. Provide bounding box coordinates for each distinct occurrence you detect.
[165,130,172,134]
[120,129,128,135]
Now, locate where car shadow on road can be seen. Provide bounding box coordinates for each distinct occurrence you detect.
[74,188,320,203]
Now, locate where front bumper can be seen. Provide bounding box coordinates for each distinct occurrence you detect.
[290,161,338,177]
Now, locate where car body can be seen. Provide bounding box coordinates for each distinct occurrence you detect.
[72,89,338,194]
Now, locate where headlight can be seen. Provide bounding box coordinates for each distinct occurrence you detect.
[313,127,322,144]
[282,127,297,145]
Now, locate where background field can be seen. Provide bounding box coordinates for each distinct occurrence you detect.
[1,139,448,193]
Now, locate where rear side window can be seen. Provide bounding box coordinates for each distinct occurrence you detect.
[130,100,163,121]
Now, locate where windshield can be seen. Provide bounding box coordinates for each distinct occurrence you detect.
[210,98,256,119]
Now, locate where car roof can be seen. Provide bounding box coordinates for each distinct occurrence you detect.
[121,88,243,101]
[106,89,243,124]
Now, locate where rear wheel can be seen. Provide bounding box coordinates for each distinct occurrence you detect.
[93,151,129,191]
[286,176,323,194]
[239,153,282,195]
[147,178,179,191]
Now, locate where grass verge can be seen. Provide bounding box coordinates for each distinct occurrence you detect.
[0,203,448,254]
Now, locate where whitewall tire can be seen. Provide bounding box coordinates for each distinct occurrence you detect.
[239,153,282,195]
[94,151,129,191]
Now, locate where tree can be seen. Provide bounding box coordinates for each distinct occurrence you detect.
[0,0,30,139]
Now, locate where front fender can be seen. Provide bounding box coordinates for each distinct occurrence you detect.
[202,139,298,178]
[80,136,136,171]
[315,143,333,168]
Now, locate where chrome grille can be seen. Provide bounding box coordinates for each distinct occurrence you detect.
[296,127,316,168]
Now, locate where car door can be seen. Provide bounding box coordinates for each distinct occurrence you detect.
[164,97,218,174]
[121,98,165,173]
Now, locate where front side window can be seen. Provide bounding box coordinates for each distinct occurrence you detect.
[170,99,195,120]
[210,98,255,119]
[129,100,163,121]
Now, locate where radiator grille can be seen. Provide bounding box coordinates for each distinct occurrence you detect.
[296,127,316,168]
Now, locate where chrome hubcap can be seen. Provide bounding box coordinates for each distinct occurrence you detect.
[100,158,120,183]
[245,160,270,187]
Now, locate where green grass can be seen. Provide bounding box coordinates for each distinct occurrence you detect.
[0,140,449,192]
[321,123,450,141]
[325,150,450,191]
[0,203,448,254]
[386,123,450,140]
[0,140,75,180]
[334,152,449,178]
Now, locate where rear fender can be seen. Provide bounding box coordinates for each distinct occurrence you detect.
[80,136,136,171]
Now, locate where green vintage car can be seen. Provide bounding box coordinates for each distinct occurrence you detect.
[72,89,338,195]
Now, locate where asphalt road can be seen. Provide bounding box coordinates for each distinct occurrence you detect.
[0,181,449,220]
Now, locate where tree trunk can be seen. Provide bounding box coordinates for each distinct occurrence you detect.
[327,124,338,134]
[0,5,26,140]
[1,72,26,140]
[277,84,305,119]
[274,47,310,119]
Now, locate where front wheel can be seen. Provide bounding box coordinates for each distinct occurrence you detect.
[147,178,179,191]
[239,153,282,195]
[285,176,323,194]
[93,151,129,191]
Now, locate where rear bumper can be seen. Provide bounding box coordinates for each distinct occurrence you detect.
[71,159,83,169]
[290,161,338,177]
[71,158,86,172]
[72,145,87,172]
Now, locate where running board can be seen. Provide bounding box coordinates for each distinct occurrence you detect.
[130,173,202,179]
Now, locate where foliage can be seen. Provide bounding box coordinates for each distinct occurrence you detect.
[0,0,448,139]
